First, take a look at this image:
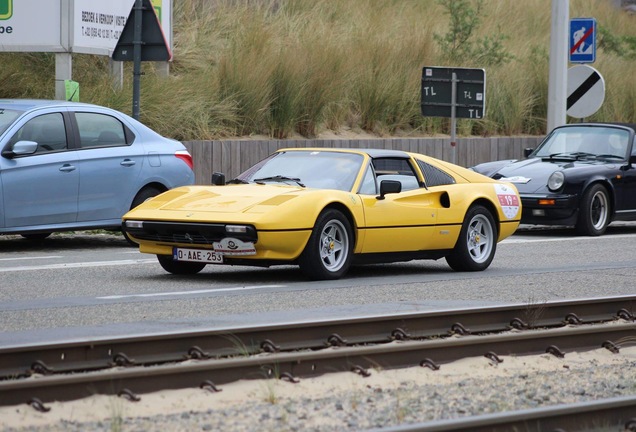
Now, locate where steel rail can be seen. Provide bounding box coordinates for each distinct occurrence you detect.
[370,395,636,432]
[1,321,635,408]
[1,295,634,380]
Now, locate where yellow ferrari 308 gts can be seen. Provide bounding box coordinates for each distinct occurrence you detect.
[122,148,521,280]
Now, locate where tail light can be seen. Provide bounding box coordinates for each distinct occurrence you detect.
[175,150,193,170]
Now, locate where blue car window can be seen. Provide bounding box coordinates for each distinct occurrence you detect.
[0,109,23,136]
[8,113,67,154]
[76,112,127,148]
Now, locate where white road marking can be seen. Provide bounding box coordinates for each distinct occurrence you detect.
[0,259,156,272]
[97,285,285,299]
[501,233,635,244]
[0,256,63,261]
[0,233,630,272]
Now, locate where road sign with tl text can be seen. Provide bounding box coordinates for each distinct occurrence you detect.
[420,67,486,119]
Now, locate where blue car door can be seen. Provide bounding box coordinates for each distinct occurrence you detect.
[74,111,143,222]
[0,112,79,228]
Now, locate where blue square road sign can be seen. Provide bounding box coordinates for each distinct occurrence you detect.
[570,18,596,63]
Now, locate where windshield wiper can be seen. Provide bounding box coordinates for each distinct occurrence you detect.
[546,152,594,160]
[546,152,575,160]
[226,178,250,184]
[253,175,305,187]
[594,154,624,160]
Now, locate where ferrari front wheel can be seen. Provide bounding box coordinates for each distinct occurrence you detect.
[157,255,206,275]
[575,184,609,236]
[446,205,497,272]
[298,209,353,280]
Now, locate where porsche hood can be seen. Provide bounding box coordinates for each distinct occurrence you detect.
[487,158,613,194]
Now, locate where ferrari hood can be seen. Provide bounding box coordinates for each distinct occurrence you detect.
[144,184,303,213]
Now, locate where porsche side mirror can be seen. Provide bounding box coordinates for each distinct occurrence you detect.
[630,155,636,166]
[211,172,226,185]
[1,140,38,159]
[523,148,535,158]
[377,180,401,200]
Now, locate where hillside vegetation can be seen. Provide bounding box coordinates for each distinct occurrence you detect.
[0,0,634,140]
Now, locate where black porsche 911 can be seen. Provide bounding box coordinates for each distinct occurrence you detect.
[471,123,636,236]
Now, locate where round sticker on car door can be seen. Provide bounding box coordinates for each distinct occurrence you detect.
[494,184,520,219]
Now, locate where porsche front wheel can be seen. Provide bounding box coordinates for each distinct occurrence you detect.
[575,184,610,236]
[446,205,497,272]
[298,209,353,280]
[157,255,206,275]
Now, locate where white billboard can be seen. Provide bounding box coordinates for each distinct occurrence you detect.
[0,0,62,51]
[0,0,172,56]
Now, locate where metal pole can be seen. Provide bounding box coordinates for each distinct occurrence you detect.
[55,0,72,101]
[547,0,569,132]
[132,0,143,120]
[450,72,457,165]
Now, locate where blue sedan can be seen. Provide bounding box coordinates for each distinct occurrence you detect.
[0,100,194,241]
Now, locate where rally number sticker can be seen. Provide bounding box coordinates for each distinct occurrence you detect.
[494,184,520,219]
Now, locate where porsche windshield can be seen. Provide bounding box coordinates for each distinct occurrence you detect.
[237,151,364,191]
[534,126,630,161]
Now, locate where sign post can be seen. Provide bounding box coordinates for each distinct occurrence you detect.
[421,66,486,165]
[113,0,172,120]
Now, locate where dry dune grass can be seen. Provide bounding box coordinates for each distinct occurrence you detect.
[0,0,633,140]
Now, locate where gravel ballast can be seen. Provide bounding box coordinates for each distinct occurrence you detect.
[3,346,635,431]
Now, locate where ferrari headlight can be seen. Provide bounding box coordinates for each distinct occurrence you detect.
[226,225,248,233]
[125,220,144,229]
[548,171,565,191]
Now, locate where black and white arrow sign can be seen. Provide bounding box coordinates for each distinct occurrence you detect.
[567,65,605,119]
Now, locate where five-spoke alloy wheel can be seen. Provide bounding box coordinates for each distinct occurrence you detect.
[446,205,497,272]
[299,209,353,280]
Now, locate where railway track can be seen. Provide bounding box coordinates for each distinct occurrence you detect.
[1,295,636,430]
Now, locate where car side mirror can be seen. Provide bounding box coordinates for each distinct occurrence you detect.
[630,154,636,165]
[211,172,226,185]
[377,179,401,200]
[523,148,535,158]
[1,140,38,159]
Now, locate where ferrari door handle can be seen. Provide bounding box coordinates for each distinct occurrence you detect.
[120,159,136,167]
[59,164,76,172]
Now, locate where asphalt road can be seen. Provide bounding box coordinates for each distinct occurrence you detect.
[1,223,635,346]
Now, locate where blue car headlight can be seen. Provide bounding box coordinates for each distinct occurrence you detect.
[548,171,565,191]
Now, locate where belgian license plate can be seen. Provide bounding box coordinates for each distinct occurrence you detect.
[173,247,223,264]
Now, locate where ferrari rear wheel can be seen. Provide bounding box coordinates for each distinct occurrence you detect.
[157,255,206,275]
[575,184,609,236]
[298,209,353,280]
[446,205,497,272]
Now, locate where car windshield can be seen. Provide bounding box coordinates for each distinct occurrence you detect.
[533,126,630,161]
[0,108,24,136]
[236,150,364,191]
